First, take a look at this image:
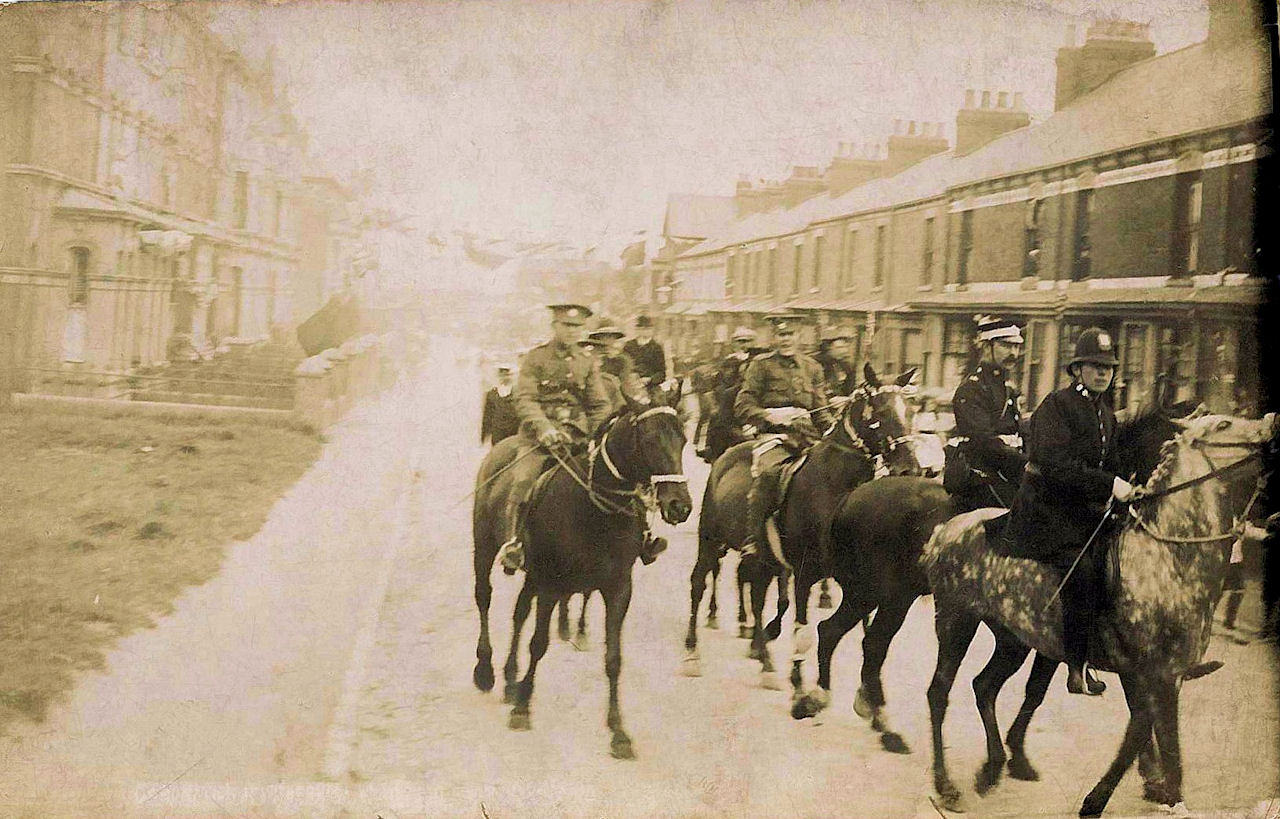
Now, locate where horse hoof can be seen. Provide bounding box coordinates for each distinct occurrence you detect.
[818,593,834,610]
[764,621,783,641]
[610,735,636,760]
[473,663,495,692]
[1079,790,1108,818]
[853,687,872,720]
[738,625,752,639]
[759,670,782,690]
[880,732,910,755]
[1007,756,1039,782]
[507,710,531,731]
[680,654,702,677]
[933,789,965,814]
[570,633,590,652]
[1158,802,1190,818]
[706,615,719,630]
[974,760,1003,795]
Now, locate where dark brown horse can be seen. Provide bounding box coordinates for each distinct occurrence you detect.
[684,364,920,687]
[923,410,1273,816]
[472,396,692,759]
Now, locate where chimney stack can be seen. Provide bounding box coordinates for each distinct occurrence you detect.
[884,115,949,175]
[1054,18,1155,111]
[955,87,1031,156]
[1208,0,1265,48]
[824,138,887,196]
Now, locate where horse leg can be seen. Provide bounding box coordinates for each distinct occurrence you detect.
[502,582,535,704]
[683,546,718,676]
[858,591,918,754]
[1080,674,1156,817]
[557,595,572,642]
[604,581,636,760]
[736,559,750,639]
[1006,652,1057,782]
[1148,677,1184,810]
[570,591,591,652]
[473,551,496,692]
[972,627,1032,794]
[707,556,721,630]
[764,567,791,642]
[788,569,816,715]
[927,604,982,812]
[508,592,555,732]
[792,582,877,720]
[747,563,781,689]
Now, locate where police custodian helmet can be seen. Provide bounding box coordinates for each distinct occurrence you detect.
[1068,327,1120,372]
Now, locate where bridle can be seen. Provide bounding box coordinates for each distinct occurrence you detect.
[828,383,916,467]
[1127,431,1268,544]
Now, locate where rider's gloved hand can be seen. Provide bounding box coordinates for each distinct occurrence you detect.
[1111,476,1136,502]
[538,427,571,448]
[764,407,803,427]
[828,395,852,408]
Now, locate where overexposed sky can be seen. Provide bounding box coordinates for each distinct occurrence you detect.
[212,0,1208,245]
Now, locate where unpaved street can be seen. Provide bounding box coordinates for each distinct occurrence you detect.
[2,355,1277,818]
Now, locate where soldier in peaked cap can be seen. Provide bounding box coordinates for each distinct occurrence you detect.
[624,314,668,390]
[735,314,833,556]
[590,323,651,408]
[701,326,760,462]
[1007,326,1136,697]
[944,315,1029,513]
[497,303,611,574]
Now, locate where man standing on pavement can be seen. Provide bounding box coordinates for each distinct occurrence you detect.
[943,315,1028,513]
[497,304,611,574]
[736,315,833,555]
[624,314,667,395]
[814,327,857,397]
[480,364,519,446]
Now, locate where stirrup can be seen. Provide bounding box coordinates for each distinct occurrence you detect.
[1066,664,1104,696]
[498,538,524,575]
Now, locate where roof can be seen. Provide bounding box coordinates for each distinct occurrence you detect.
[662,194,739,241]
[678,36,1269,262]
[909,275,1263,311]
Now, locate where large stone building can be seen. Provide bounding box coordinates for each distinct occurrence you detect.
[0,3,352,387]
[664,3,1269,414]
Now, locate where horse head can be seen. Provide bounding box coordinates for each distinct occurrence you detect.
[837,362,921,476]
[614,403,692,525]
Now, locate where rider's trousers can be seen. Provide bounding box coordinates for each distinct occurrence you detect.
[1059,547,1101,669]
[502,440,551,544]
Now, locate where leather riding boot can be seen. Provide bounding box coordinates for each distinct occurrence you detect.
[498,498,525,575]
[742,468,779,557]
[1061,567,1104,696]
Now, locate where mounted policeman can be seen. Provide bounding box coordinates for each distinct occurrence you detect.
[497,304,611,574]
[943,315,1028,513]
[700,325,759,463]
[736,314,834,556]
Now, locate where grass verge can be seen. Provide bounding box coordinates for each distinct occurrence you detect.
[0,406,323,733]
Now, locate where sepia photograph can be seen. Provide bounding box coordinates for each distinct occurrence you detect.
[0,0,1276,816]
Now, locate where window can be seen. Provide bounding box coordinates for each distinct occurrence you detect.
[1171,172,1202,278]
[899,329,923,374]
[725,254,736,299]
[1121,323,1150,410]
[1026,320,1047,408]
[921,217,935,286]
[1225,161,1255,271]
[233,171,249,229]
[873,225,886,289]
[957,210,973,285]
[767,246,777,296]
[792,243,803,295]
[842,229,858,291]
[749,249,760,296]
[68,247,91,305]
[1023,199,1042,278]
[942,319,971,389]
[1072,189,1094,281]
[812,234,824,291]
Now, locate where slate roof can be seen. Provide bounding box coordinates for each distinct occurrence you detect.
[662,194,739,241]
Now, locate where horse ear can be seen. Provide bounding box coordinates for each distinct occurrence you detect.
[895,367,919,389]
[863,362,881,389]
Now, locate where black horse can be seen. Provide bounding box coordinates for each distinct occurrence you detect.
[472,395,692,759]
[684,364,920,687]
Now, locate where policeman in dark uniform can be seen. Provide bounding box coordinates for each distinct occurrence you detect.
[498,304,611,574]
[814,327,857,397]
[944,316,1028,512]
[1007,327,1138,696]
[480,364,520,446]
[577,337,626,413]
[592,323,651,408]
[701,326,757,462]
[736,315,834,554]
[623,314,668,393]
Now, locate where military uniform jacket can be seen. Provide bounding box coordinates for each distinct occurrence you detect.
[480,386,520,445]
[814,352,855,397]
[951,363,1027,481]
[515,341,611,439]
[735,351,832,431]
[1008,381,1120,567]
[623,338,667,384]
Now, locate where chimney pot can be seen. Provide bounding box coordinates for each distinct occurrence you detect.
[981,90,992,108]
[1013,92,1025,110]
[964,88,976,108]
[997,91,1009,108]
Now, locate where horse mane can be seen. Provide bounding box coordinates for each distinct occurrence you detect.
[1111,403,1182,487]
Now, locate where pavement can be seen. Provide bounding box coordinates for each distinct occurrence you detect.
[1,350,1277,819]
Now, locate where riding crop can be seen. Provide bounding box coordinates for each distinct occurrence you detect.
[448,444,545,510]
[1041,496,1117,615]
